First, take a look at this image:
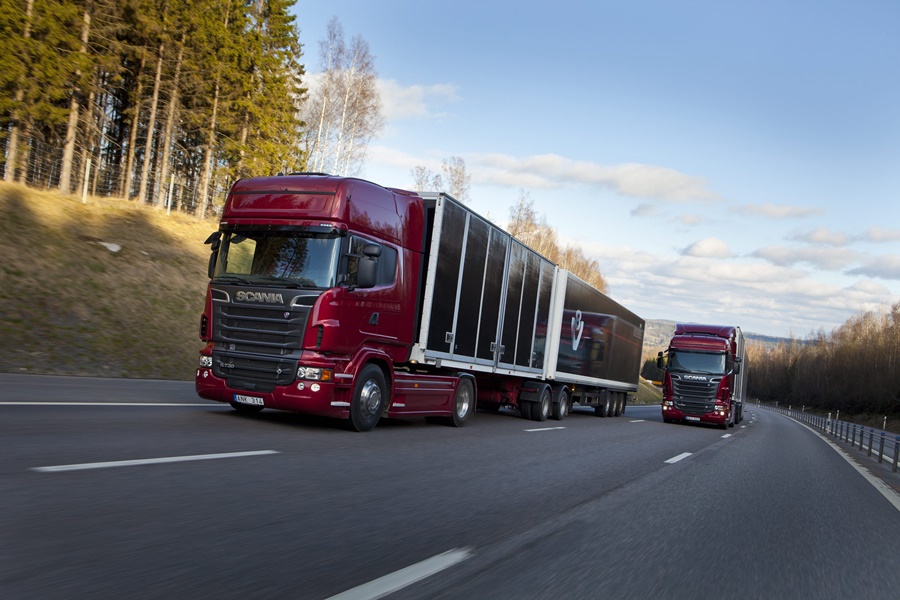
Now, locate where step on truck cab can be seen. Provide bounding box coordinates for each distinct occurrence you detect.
[658,323,747,429]
[196,173,645,431]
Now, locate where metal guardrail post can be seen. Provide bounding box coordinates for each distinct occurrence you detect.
[859,427,864,450]
[893,437,899,474]
[867,429,873,457]
[879,432,885,464]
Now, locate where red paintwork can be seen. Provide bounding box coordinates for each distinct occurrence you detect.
[196,175,462,419]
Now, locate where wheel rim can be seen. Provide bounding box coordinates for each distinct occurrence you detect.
[457,385,472,419]
[560,394,569,417]
[360,379,382,417]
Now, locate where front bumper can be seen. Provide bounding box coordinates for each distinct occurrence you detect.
[195,368,352,418]
[661,405,727,426]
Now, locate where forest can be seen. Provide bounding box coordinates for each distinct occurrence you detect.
[748,306,900,418]
[1,0,332,216]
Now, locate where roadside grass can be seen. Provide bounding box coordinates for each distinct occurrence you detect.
[633,377,662,405]
[0,182,217,380]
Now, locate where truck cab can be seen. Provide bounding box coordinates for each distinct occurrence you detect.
[658,324,746,429]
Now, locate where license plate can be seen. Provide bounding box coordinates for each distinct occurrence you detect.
[685,416,700,422]
[234,394,264,406]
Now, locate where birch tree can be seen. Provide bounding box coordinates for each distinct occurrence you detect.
[302,17,381,176]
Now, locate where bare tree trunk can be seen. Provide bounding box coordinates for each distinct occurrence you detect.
[121,53,147,198]
[157,34,184,211]
[77,75,98,194]
[137,39,165,204]
[60,1,92,193]
[198,76,221,219]
[5,0,35,183]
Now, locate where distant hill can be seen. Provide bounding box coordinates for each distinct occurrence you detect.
[643,319,788,351]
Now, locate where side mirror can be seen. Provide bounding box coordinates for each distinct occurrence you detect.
[356,244,382,289]
[733,362,741,375]
[656,351,664,370]
[204,232,221,279]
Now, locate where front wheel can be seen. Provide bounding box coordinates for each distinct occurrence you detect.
[449,378,475,427]
[348,364,387,432]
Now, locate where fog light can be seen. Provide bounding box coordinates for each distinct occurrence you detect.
[199,355,213,368]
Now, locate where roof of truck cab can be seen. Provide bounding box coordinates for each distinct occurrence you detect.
[674,323,737,339]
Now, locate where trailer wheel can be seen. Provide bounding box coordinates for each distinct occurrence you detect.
[348,364,386,432]
[600,395,612,417]
[551,386,569,421]
[518,400,536,420]
[449,378,475,427]
[532,386,551,422]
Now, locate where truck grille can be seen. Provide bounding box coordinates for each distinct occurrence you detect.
[672,375,721,415]
[211,303,310,392]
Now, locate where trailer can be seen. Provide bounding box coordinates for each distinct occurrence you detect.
[196,174,644,430]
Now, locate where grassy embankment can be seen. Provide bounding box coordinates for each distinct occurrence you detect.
[0,182,215,379]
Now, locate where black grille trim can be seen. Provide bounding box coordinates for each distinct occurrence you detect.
[672,375,721,415]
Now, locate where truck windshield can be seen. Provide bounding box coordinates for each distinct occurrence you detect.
[213,229,341,289]
[667,351,726,375]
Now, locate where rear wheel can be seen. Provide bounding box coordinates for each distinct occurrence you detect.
[519,402,533,420]
[598,395,611,418]
[348,364,386,432]
[551,386,569,421]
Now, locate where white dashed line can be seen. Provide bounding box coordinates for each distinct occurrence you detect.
[325,548,473,600]
[722,433,732,438]
[32,450,279,472]
[665,452,692,464]
[525,427,566,432]
[629,419,646,423]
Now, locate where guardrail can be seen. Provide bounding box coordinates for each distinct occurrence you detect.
[760,403,899,474]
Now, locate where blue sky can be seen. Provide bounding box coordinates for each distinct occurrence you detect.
[294,0,900,338]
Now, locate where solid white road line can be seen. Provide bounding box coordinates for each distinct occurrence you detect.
[665,452,692,464]
[325,548,473,600]
[2,402,214,407]
[525,427,566,432]
[32,450,279,473]
[795,421,900,514]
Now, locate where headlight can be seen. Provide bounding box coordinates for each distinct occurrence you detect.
[199,355,213,368]
[297,367,333,381]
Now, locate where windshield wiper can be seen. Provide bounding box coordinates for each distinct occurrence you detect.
[214,275,254,285]
[256,276,310,289]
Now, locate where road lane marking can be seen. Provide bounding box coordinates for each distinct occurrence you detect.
[525,427,566,432]
[722,434,732,438]
[665,452,692,464]
[2,402,215,407]
[325,547,473,600]
[32,450,279,473]
[794,421,900,514]
[629,419,646,423]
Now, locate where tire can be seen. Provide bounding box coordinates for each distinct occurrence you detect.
[594,405,605,417]
[519,402,533,420]
[551,386,569,421]
[348,364,387,432]
[612,394,621,417]
[599,395,611,418]
[532,386,551,422]
[449,378,475,427]
[230,401,263,415]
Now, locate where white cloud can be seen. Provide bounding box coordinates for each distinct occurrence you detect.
[472,154,722,202]
[846,255,900,281]
[791,227,850,246]
[681,238,733,258]
[752,245,860,270]
[733,203,824,219]
[631,204,658,218]
[863,227,900,243]
[375,79,460,120]
[676,214,703,226]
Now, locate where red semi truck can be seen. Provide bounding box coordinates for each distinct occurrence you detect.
[196,173,644,431]
[658,323,747,429]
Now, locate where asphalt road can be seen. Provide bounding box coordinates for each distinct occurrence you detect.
[2,374,899,600]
